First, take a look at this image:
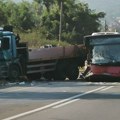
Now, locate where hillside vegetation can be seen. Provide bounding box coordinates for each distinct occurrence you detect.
[0,0,105,47]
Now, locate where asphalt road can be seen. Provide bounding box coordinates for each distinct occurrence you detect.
[0,81,120,120]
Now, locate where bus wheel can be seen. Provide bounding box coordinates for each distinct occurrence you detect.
[8,65,20,81]
[67,66,79,80]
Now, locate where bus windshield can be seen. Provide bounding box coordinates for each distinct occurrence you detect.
[92,44,120,64]
[89,36,120,64]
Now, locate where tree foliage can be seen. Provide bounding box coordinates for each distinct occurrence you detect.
[0,0,105,44]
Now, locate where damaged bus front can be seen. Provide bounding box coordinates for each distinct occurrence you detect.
[84,32,120,80]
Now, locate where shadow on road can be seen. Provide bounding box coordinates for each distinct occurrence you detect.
[0,90,120,100]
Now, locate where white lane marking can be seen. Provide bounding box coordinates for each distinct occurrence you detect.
[3,86,106,120]
[100,86,114,91]
[53,99,79,108]
[53,86,115,108]
[0,82,117,95]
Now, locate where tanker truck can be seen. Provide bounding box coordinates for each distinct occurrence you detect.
[0,27,87,82]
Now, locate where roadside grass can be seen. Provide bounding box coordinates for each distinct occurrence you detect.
[19,32,70,48]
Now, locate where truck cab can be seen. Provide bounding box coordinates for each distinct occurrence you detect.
[0,29,28,81]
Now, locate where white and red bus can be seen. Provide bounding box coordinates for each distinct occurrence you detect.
[84,32,120,80]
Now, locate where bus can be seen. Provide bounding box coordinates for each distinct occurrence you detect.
[84,32,120,81]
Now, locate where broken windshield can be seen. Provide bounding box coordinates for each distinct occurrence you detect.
[92,44,120,64]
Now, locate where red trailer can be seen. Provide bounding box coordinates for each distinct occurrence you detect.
[27,45,87,80]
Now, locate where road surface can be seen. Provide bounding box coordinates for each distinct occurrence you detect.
[0,81,120,120]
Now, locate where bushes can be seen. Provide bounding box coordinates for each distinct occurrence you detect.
[19,31,70,48]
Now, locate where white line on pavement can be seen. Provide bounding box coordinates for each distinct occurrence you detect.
[3,86,106,120]
[100,86,114,91]
[53,86,114,108]
[53,99,79,108]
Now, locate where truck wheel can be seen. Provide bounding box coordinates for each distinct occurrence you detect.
[27,73,41,81]
[54,72,66,80]
[53,61,67,80]
[8,65,20,81]
[53,68,66,80]
[67,66,79,80]
[44,72,53,80]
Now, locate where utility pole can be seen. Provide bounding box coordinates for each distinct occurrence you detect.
[105,20,108,32]
[59,0,63,43]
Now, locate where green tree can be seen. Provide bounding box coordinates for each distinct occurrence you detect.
[16,1,36,30]
[0,0,105,44]
[1,0,36,30]
[3,1,19,27]
[0,0,8,26]
[36,0,105,43]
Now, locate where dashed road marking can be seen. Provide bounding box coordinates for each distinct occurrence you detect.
[3,86,106,120]
[100,86,114,91]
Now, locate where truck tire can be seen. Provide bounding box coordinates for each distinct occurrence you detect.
[27,73,41,81]
[8,64,20,81]
[67,66,79,80]
[54,71,66,80]
[44,72,53,80]
[54,63,66,80]
[54,61,67,80]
